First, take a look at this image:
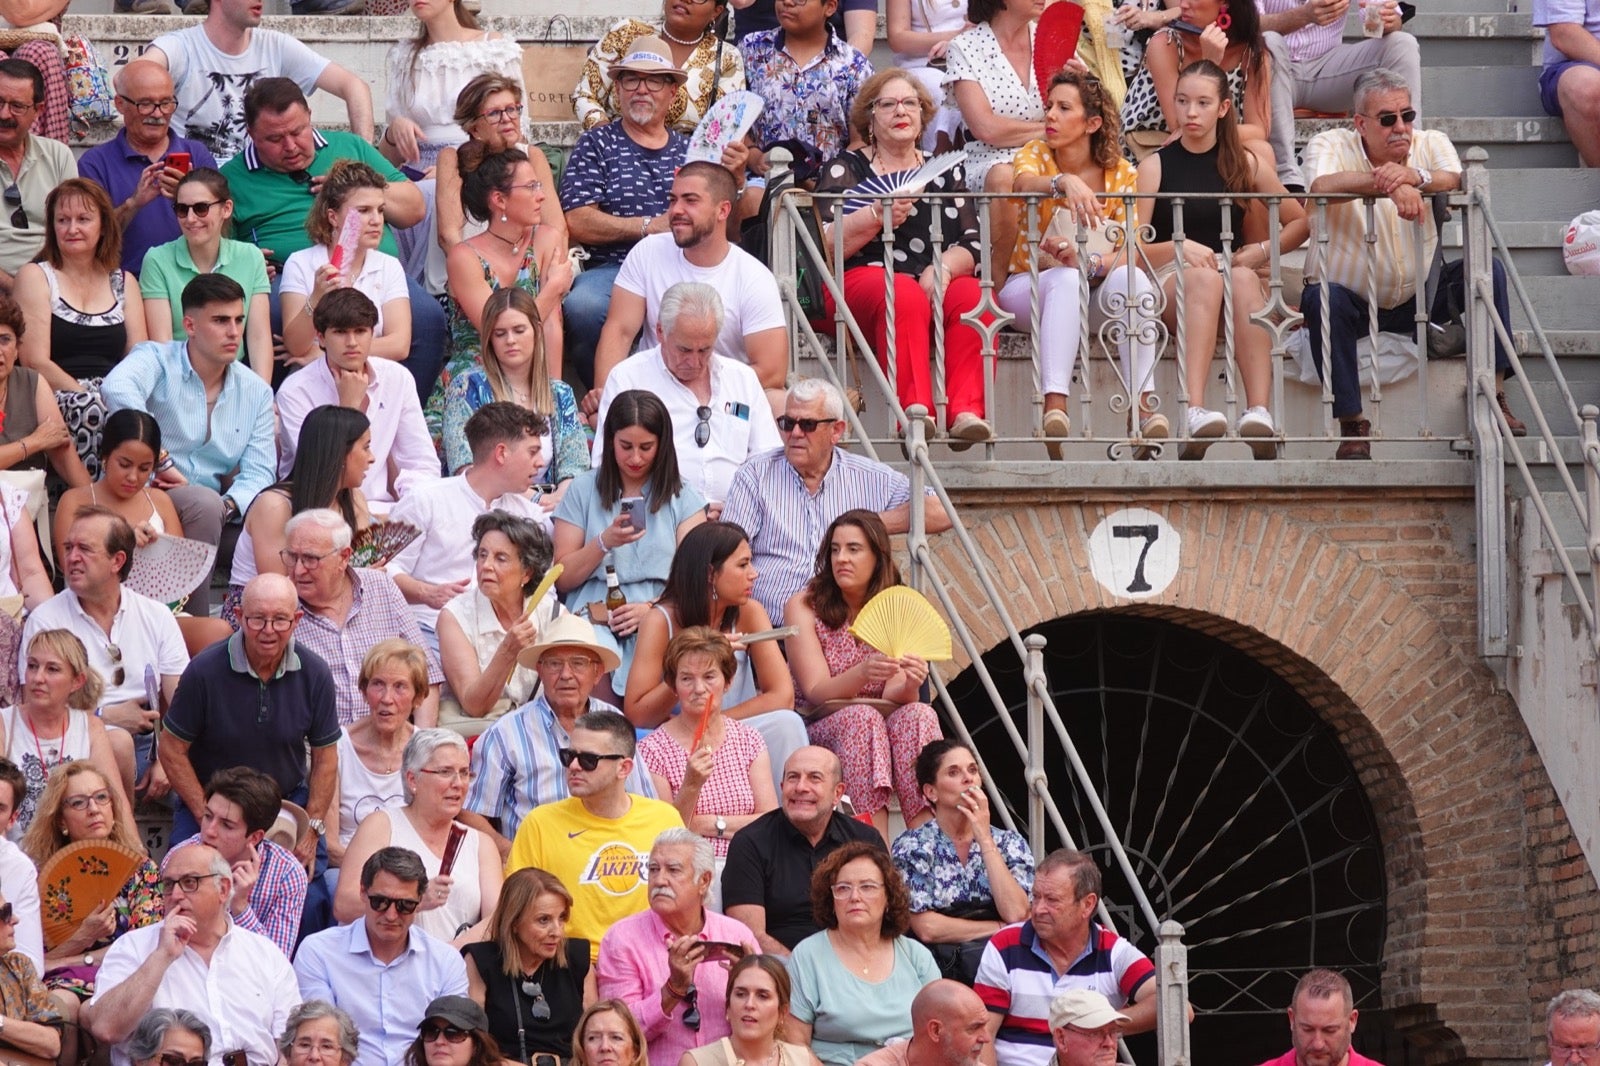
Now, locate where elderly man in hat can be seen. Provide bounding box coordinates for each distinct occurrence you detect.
[461,614,658,859]
[1041,991,1128,1066]
[560,36,750,395]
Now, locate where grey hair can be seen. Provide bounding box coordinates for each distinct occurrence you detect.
[1549,989,1600,1028]
[278,1001,360,1063]
[470,511,553,595]
[786,378,844,420]
[207,848,235,909]
[400,728,468,803]
[652,827,716,880]
[127,1009,213,1064]
[659,282,725,338]
[1352,68,1413,116]
[285,508,353,552]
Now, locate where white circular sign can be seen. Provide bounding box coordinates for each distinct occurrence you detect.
[1087,508,1180,599]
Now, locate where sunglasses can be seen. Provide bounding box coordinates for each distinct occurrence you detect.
[680,985,700,1032]
[521,980,551,1022]
[105,642,125,687]
[694,405,712,448]
[160,1054,207,1066]
[559,748,625,771]
[3,183,21,230]
[367,893,421,915]
[175,199,222,218]
[1366,108,1416,127]
[776,415,836,434]
[421,1025,470,1044]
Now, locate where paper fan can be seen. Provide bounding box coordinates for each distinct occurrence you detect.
[1034,2,1085,103]
[891,149,968,195]
[686,90,764,163]
[524,563,564,618]
[840,166,920,215]
[126,535,216,607]
[38,839,146,949]
[849,586,952,662]
[350,520,421,569]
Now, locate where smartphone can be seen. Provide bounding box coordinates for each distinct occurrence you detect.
[166,152,191,174]
[1169,17,1204,33]
[702,941,747,964]
[620,496,648,532]
[399,164,427,181]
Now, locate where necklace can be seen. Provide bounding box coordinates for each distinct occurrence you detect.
[488,227,527,254]
[660,25,706,46]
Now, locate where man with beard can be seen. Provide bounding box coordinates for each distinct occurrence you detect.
[1256,969,1381,1066]
[858,981,994,1066]
[0,59,76,292]
[589,164,786,416]
[562,40,751,396]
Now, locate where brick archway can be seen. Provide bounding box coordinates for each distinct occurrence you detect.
[928,496,1600,1061]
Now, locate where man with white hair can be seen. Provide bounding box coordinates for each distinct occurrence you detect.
[284,509,443,726]
[1042,990,1128,1066]
[593,282,782,509]
[1546,989,1600,1066]
[721,377,952,622]
[858,980,992,1066]
[83,843,301,1066]
[596,828,759,1066]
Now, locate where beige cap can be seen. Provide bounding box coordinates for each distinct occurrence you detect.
[1048,989,1131,1031]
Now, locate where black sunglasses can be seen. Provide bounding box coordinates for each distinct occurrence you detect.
[160,1053,207,1066]
[0,902,13,924]
[694,405,712,448]
[680,985,700,1032]
[776,415,836,434]
[1367,108,1416,127]
[367,893,421,915]
[175,198,222,218]
[559,748,625,771]
[521,980,551,1021]
[4,183,23,230]
[421,1025,470,1044]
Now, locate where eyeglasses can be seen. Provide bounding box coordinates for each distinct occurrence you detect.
[539,655,599,673]
[521,981,551,1021]
[617,73,676,92]
[105,643,125,687]
[159,872,222,896]
[479,103,524,124]
[367,893,421,915]
[0,99,35,117]
[159,1052,208,1066]
[63,790,112,812]
[174,199,222,218]
[507,180,543,193]
[776,415,837,434]
[287,1039,341,1059]
[118,94,178,116]
[242,614,296,633]
[830,880,885,898]
[1365,108,1416,127]
[872,97,921,113]
[559,748,625,771]
[415,767,473,784]
[1551,1043,1600,1061]
[421,1025,470,1044]
[279,547,338,570]
[694,405,712,448]
[4,183,24,231]
[680,985,700,1032]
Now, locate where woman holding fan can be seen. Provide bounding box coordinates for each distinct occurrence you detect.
[783,510,942,842]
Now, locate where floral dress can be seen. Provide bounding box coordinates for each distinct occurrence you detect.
[803,620,943,820]
[428,245,540,446]
[42,857,162,999]
[440,371,589,483]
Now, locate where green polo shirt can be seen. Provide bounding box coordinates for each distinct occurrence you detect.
[140,235,272,341]
[220,129,407,266]
[0,135,77,275]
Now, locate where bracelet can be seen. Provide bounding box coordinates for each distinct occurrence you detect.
[17,440,25,459]
[595,531,610,553]
[382,126,396,147]
[640,216,650,239]
[665,983,689,1000]
[1259,241,1270,258]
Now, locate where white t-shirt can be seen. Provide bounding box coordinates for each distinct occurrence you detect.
[152,26,331,165]
[614,234,786,364]
[279,247,409,339]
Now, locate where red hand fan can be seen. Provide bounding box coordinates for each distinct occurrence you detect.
[1034,2,1086,104]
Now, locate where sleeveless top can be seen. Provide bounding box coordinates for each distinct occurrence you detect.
[2,705,90,839]
[462,938,590,1062]
[1147,140,1247,253]
[0,366,44,472]
[89,484,166,535]
[229,486,288,587]
[686,1039,813,1066]
[39,263,128,382]
[429,245,541,444]
[385,806,484,942]
[335,729,405,848]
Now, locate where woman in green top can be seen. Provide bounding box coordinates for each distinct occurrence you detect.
[139,168,273,384]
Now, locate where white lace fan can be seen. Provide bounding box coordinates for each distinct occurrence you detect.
[841,150,967,214]
[849,586,952,662]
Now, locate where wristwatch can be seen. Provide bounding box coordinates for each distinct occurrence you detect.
[308,819,326,837]
[1413,166,1432,189]
[714,816,728,839]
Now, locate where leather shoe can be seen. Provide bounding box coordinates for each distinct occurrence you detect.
[1335,418,1371,460]
[1497,391,1528,437]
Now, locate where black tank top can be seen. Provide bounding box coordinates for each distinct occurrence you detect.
[462,938,590,1062]
[1148,140,1247,254]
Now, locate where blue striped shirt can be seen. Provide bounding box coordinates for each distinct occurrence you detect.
[721,447,915,621]
[464,697,658,841]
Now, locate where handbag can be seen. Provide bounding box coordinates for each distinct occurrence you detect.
[924,900,1002,985]
[522,17,588,123]
[1044,204,1120,284]
[63,34,114,129]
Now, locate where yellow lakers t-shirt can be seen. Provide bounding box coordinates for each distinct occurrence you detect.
[505,795,686,961]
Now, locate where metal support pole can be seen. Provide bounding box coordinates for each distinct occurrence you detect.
[1155,921,1191,1066]
[1023,633,1048,861]
[1462,147,1508,658]
[1584,405,1600,655]
[907,403,928,593]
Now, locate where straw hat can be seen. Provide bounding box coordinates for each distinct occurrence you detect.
[518,611,624,672]
[610,36,689,83]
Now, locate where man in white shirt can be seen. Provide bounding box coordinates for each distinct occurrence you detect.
[0,760,43,975]
[276,288,438,513]
[593,282,782,510]
[387,403,550,651]
[589,162,787,416]
[83,843,301,1066]
[144,0,373,164]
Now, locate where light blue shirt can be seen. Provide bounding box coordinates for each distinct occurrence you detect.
[293,919,468,1066]
[102,340,277,510]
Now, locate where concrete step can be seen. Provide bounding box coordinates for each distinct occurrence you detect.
[1426,65,1546,117]
[1410,13,1544,66]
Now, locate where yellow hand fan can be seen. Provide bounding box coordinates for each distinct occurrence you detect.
[37,839,146,949]
[524,563,564,617]
[849,586,952,662]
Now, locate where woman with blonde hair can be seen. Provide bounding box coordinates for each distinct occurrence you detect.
[571,1001,647,1066]
[465,867,596,1062]
[0,630,134,838]
[280,161,413,371]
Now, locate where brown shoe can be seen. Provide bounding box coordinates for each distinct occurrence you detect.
[1497,391,1528,437]
[1335,418,1371,460]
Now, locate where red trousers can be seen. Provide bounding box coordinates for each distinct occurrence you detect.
[834,266,989,421]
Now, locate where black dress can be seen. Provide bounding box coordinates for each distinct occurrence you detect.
[814,149,982,275]
[462,938,589,1064]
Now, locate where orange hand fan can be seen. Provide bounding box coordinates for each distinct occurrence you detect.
[37,839,145,950]
[689,691,717,751]
[849,586,953,662]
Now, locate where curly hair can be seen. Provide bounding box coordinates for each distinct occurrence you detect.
[809,840,911,938]
[1046,68,1123,171]
[305,160,387,246]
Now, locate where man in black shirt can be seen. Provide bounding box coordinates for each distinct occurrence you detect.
[720,745,884,955]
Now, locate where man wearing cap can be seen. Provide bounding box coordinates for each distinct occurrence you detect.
[296,846,469,1066]
[1043,990,1128,1066]
[857,980,993,1066]
[561,36,750,395]
[1257,968,1381,1066]
[462,616,658,860]
[975,849,1157,1066]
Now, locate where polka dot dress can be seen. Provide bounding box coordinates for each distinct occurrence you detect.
[815,149,982,275]
[943,20,1046,189]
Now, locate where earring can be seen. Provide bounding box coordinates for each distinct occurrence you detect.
[1214,7,1232,29]
[500,212,508,223]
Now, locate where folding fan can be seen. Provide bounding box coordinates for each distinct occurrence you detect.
[524,563,564,618]
[38,839,146,949]
[840,166,920,215]
[849,586,953,661]
[892,149,968,196]
[350,520,421,569]
[686,91,765,164]
[330,208,363,272]
[126,535,217,607]
[1034,2,1085,103]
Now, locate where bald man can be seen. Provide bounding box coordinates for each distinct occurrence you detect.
[857,981,993,1066]
[78,60,218,274]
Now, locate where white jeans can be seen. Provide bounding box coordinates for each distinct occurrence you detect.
[998,265,1160,398]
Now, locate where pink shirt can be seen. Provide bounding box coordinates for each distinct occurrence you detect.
[1257,0,1343,62]
[1256,1050,1387,1066]
[596,906,760,1066]
[638,719,767,856]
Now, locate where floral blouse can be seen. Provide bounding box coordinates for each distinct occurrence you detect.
[814,149,982,275]
[576,18,748,135]
[1007,142,1140,275]
[889,819,1036,914]
[441,369,589,484]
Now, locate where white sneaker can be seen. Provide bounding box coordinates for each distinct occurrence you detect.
[1182,407,1226,460]
[1238,406,1278,460]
